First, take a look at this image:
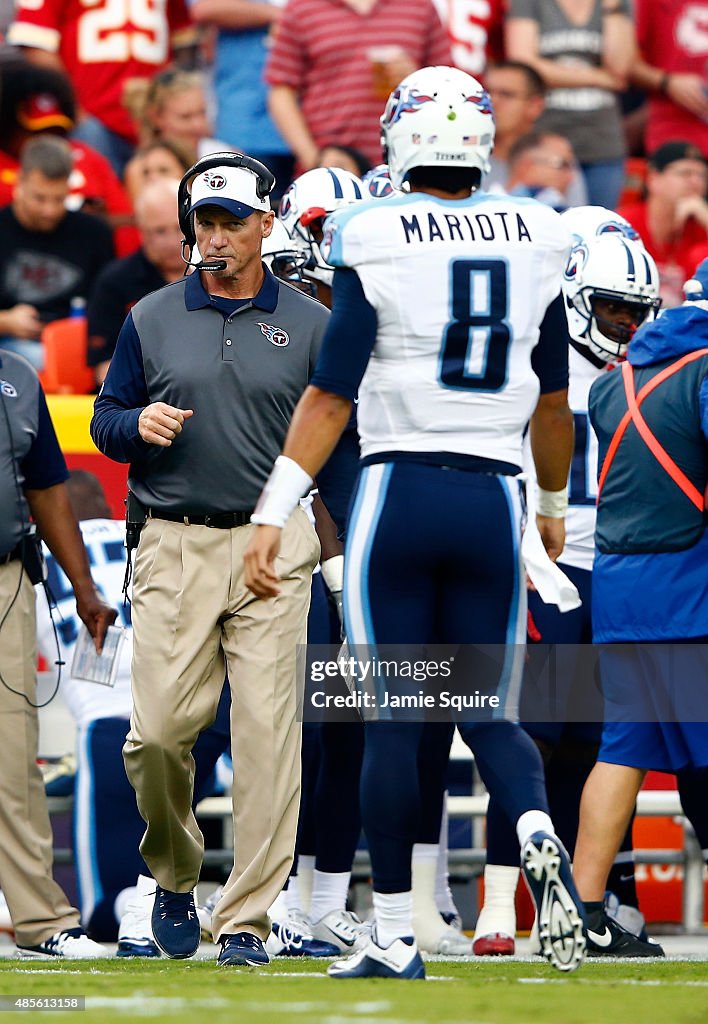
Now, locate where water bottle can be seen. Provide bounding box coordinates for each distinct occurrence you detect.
[69,296,86,318]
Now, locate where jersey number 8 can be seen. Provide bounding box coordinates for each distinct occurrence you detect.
[439,258,512,392]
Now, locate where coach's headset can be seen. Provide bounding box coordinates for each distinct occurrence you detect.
[178,151,276,273]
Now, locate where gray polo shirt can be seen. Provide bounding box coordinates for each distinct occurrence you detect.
[0,352,68,555]
[91,266,330,512]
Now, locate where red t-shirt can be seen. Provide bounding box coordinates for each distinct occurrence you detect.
[618,200,708,308]
[636,0,708,157]
[265,0,452,167]
[8,0,193,142]
[444,0,506,76]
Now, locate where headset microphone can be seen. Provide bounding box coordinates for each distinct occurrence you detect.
[180,241,227,273]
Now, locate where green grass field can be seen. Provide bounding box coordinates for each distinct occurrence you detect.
[1,957,707,1024]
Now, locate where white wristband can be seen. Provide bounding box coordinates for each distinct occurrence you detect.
[251,456,313,528]
[320,554,344,594]
[536,485,568,519]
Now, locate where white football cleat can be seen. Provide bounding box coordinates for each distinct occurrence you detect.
[328,931,425,979]
[265,920,339,957]
[117,875,160,957]
[17,928,108,959]
[310,909,371,952]
[195,884,223,940]
[284,908,313,935]
[415,915,473,955]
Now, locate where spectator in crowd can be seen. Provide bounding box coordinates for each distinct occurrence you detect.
[265,0,452,172]
[572,257,708,956]
[0,0,15,60]
[483,61,546,191]
[90,153,327,967]
[630,0,708,159]
[482,59,587,206]
[505,130,578,211]
[0,60,137,257]
[0,136,114,370]
[442,0,506,75]
[7,0,196,174]
[189,0,295,201]
[87,178,185,386]
[123,140,190,205]
[0,356,115,958]
[318,144,372,179]
[505,0,636,209]
[123,69,218,169]
[618,141,708,309]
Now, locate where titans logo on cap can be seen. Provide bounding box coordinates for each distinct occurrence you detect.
[203,172,227,190]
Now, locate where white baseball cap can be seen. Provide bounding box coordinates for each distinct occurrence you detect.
[189,164,272,220]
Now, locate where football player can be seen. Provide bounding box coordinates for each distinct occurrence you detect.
[244,65,588,979]
[473,216,664,958]
[281,164,473,957]
[271,166,373,954]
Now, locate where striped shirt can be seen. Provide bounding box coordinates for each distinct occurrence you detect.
[265,0,452,166]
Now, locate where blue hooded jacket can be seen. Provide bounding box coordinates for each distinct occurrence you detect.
[592,305,708,642]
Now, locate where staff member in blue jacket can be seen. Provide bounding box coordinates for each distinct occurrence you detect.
[91,153,327,967]
[573,258,708,956]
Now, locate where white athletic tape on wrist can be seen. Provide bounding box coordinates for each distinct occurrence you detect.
[251,456,313,528]
[320,554,344,594]
[536,485,568,518]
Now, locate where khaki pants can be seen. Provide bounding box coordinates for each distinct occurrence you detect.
[0,563,79,946]
[124,507,319,942]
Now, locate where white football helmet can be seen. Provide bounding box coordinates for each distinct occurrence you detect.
[261,217,313,292]
[362,163,399,199]
[563,234,661,360]
[380,65,495,190]
[278,167,364,286]
[561,205,643,248]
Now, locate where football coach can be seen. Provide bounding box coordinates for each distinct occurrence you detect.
[91,153,327,967]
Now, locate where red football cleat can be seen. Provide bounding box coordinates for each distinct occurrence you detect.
[472,932,515,956]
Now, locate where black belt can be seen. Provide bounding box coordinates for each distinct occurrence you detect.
[0,541,23,566]
[148,509,253,528]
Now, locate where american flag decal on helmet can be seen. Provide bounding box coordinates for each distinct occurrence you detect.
[257,322,290,347]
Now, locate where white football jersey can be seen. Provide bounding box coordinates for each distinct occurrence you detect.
[36,519,132,730]
[523,345,608,571]
[562,346,609,571]
[322,192,573,466]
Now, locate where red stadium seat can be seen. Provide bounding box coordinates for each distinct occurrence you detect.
[39,317,95,395]
[619,157,648,207]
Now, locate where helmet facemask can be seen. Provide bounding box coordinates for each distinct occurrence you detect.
[278,167,365,288]
[563,235,662,361]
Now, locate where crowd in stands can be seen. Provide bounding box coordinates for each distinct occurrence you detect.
[0,0,707,382]
[1,0,708,961]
